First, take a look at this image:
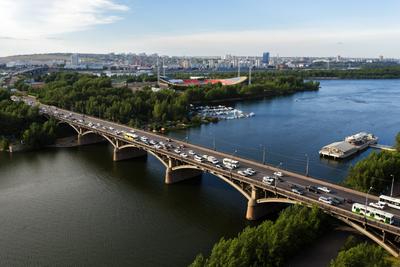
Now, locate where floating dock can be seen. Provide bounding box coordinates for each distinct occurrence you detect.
[319,132,379,159]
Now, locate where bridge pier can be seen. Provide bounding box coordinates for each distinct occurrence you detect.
[165,167,202,184]
[77,133,105,146]
[113,147,147,162]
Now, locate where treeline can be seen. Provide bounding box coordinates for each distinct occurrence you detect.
[31,72,318,130]
[176,66,400,80]
[344,133,400,193]
[31,72,190,129]
[0,88,57,150]
[190,205,328,267]
[330,236,390,267]
[182,76,319,103]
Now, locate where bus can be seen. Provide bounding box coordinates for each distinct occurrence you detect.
[379,195,400,210]
[352,203,394,225]
[124,132,138,142]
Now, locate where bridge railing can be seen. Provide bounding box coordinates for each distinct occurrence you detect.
[41,105,400,235]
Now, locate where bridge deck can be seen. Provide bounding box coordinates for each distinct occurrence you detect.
[21,95,400,237]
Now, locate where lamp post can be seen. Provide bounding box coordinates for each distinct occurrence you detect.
[391,174,395,197]
[213,136,216,151]
[260,144,266,165]
[305,154,309,176]
[230,149,238,179]
[365,186,373,225]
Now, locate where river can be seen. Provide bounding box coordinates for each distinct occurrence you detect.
[0,79,399,266]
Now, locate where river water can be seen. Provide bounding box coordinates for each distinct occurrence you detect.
[0,80,399,266]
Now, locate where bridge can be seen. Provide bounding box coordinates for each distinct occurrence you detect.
[20,96,400,257]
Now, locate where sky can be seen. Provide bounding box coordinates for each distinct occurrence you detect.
[0,0,400,57]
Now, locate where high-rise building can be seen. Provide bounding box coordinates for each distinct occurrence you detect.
[71,53,79,65]
[262,52,270,65]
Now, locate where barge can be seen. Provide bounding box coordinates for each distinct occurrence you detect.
[319,132,378,159]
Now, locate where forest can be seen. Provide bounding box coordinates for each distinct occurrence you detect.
[189,205,329,267]
[0,88,57,149]
[344,134,400,193]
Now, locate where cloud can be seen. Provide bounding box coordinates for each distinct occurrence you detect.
[0,0,128,39]
[115,28,400,57]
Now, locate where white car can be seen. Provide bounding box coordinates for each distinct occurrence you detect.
[262,176,275,185]
[154,144,162,149]
[273,171,283,177]
[237,170,249,177]
[224,164,236,170]
[194,155,204,162]
[188,150,195,155]
[317,186,331,193]
[318,196,334,205]
[369,202,386,210]
[130,130,135,133]
[244,168,256,175]
[149,140,157,145]
[209,158,219,165]
[180,153,188,158]
[174,149,182,154]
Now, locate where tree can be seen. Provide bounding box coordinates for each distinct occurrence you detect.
[396,132,400,152]
[330,242,390,267]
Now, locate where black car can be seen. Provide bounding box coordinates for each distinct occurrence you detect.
[307,185,320,194]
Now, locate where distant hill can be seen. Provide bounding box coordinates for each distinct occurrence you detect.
[0,53,71,63]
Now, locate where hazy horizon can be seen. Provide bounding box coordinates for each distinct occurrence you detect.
[1,0,400,58]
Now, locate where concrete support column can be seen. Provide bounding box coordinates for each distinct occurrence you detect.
[246,186,259,220]
[113,147,147,162]
[165,167,202,184]
[246,198,258,220]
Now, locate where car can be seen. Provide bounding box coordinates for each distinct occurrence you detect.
[130,130,135,133]
[149,140,157,145]
[262,176,275,185]
[188,150,195,155]
[180,153,188,158]
[291,187,304,195]
[345,198,354,204]
[154,144,162,149]
[209,158,219,165]
[224,164,236,170]
[273,171,283,177]
[317,186,331,193]
[166,138,172,142]
[109,127,114,130]
[245,168,256,175]
[306,185,320,194]
[215,164,223,169]
[207,156,219,164]
[194,155,204,162]
[174,149,182,154]
[318,196,334,205]
[237,170,249,177]
[369,202,386,210]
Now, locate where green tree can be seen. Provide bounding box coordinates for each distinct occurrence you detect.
[330,242,390,267]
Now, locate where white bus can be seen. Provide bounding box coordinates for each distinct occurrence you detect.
[352,203,394,225]
[379,195,400,210]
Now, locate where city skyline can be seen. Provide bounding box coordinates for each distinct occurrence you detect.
[1,0,400,58]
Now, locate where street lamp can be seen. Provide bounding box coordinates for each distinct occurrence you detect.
[260,144,266,165]
[230,149,238,179]
[365,186,373,224]
[305,154,309,176]
[391,174,395,197]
